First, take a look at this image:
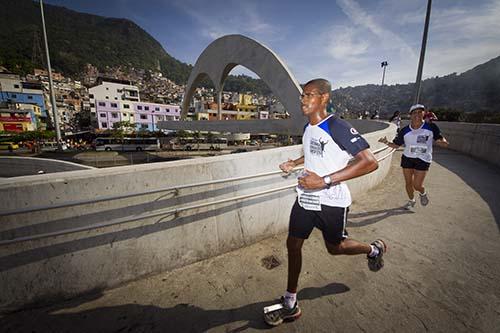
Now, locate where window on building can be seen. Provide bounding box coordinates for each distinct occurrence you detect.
[111,103,118,108]
[140,114,147,120]
[137,105,143,110]
[114,97,118,100]
[106,87,109,90]
[166,109,170,112]
[14,84,20,89]
[155,107,160,111]
[111,113,118,118]
[141,124,148,129]
[98,102,105,106]
[101,122,108,128]
[144,106,150,111]
[123,104,130,109]
[28,95,33,100]
[90,103,95,108]
[123,113,128,117]
[156,115,163,121]
[11,94,17,98]
[89,94,94,98]
[100,113,106,118]
[105,96,109,99]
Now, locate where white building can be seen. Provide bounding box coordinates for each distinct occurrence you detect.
[89,77,140,126]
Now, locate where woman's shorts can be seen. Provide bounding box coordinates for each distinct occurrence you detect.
[401,154,430,171]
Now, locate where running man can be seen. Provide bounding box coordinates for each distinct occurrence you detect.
[263,79,387,326]
[379,104,449,210]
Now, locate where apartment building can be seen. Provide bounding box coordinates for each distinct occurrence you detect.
[95,101,180,131]
[0,73,48,130]
[89,77,140,126]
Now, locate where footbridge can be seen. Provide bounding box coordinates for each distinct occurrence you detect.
[0,124,498,332]
[1,32,499,330]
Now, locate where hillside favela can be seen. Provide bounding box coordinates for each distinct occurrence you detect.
[0,0,499,332]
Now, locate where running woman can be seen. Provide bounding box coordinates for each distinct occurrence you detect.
[263,79,387,326]
[379,104,449,210]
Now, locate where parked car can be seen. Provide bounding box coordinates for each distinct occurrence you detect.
[231,148,248,154]
[0,142,19,150]
[40,142,58,152]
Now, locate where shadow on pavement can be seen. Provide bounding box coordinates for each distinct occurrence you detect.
[433,149,500,231]
[348,207,414,228]
[0,282,350,332]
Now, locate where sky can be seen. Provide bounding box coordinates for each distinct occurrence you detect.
[45,0,500,89]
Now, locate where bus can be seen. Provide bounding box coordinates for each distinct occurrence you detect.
[94,137,160,152]
[170,137,228,151]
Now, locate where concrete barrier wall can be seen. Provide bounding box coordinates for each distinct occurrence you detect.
[0,121,396,312]
[0,156,95,177]
[436,122,500,167]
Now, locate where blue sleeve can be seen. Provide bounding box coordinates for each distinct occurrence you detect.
[393,126,408,146]
[328,118,370,156]
[429,123,443,140]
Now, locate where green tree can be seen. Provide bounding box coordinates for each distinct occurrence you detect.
[111,121,135,139]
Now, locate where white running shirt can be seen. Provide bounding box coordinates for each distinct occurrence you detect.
[393,122,443,163]
[297,115,370,209]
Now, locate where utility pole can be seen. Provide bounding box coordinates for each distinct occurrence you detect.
[40,0,62,149]
[414,0,432,104]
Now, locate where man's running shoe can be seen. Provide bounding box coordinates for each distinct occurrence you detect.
[368,239,387,272]
[263,297,301,326]
[404,199,416,210]
[419,192,429,206]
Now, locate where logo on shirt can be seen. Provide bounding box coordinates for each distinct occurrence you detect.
[417,135,429,143]
[310,137,328,157]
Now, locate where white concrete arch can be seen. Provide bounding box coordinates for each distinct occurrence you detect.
[181,34,303,133]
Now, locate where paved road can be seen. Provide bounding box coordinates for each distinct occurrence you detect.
[1,149,499,332]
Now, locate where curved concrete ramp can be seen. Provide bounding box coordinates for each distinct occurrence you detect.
[178,34,304,134]
[1,150,498,331]
[0,156,94,178]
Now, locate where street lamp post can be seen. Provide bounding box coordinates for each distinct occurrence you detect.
[39,0,62,150]
[378,61,388,118]
[380,61,388,86]
[414,0,432,104]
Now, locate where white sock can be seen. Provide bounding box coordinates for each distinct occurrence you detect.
[284,291,297,308]
[368,244,380,258]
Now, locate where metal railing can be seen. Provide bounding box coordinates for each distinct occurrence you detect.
[0,146,394,246]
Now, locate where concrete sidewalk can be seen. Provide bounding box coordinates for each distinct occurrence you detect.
[1,149,499,332]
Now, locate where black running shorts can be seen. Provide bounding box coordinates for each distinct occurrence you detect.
[401,154,431,171]
[288,199,349,244]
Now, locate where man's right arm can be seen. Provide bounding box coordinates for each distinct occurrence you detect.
[280,156,304,173]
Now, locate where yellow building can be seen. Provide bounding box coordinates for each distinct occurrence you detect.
[236,93,257,118]
[238,94,253,105]
[0,103,40,132]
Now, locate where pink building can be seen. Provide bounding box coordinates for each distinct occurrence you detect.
[96,100,180,131]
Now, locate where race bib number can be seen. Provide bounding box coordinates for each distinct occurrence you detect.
[410,145,428,155]
[298,192,321,211]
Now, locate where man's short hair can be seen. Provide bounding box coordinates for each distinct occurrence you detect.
[304,79,331,98]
